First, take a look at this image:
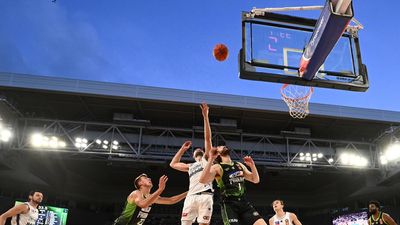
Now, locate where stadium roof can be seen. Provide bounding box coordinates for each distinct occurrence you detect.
[0,72,399,142]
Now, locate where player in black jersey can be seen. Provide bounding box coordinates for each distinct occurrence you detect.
[368,200,397,225]
[199,104,267,225]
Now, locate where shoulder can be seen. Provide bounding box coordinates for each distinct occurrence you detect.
[382,212,392,220]
[22,203,31,212]
[212,163,223,172]
[14,203,30,214]
[212,163,223,175]
[269,216,274,223]
[128,190,140,202]
[289,212,297,219]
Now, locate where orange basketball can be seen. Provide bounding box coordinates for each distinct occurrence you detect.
[213,44,229,61]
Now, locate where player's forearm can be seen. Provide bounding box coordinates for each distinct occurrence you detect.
[140,188,164,208]
[0,216,5,225]
[0,215,7,225]
[170,191,187,204]
[199,158,214,183]
[249,164,260,183]
[170,148,185,167]
[203,115,212,156]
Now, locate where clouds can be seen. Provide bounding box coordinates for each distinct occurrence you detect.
[0,0,114,80]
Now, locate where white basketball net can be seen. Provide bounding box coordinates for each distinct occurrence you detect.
[281,84,314,119]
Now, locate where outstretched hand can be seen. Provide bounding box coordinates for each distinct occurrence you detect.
[243,156,255,167]
[200,102,209,118]
[180,141,192,151]
[158,175,168,191]
[209,147,218,160]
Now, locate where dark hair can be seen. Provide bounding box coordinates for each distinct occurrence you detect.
[29,190,42,196]
[193,148,204,157]
[369,200,380,209]
[271,199,285,206]
[28,190,42,201]
[217,139,227,146]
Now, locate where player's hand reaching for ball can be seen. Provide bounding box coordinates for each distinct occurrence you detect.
[158,175,168,191]
[181,141,192,151]
[244,156,255,167]
[209,147,218,160]
[200,102,209,118]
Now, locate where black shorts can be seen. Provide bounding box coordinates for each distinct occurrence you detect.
[220,198,263,225]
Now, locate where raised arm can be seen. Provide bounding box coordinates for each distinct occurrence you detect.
[169,141,191,172]
[133,175,168,209]
[0,204,30,225]
[383,213,398,225]
[200,103,212,158]
[199,148,221,184]
[156,191,188,205]
[240,156,260,184]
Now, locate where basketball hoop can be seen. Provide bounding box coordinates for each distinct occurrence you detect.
[281,84,314,119]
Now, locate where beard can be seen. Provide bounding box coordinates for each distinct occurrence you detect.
[219,147,230,156]
[32,199,42,204]
[369,209,377,214]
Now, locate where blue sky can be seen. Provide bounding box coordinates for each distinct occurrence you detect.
[0,0,399,111]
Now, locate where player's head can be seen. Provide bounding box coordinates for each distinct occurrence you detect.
[193,148,204,161]
[272,200,284,212]
[216,146,230,157]
[368,200,381,214]
[28,190,43,204]
[134,173,152,190]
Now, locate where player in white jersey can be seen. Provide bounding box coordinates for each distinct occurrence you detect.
[0,190,43,225]
[169,103,213,225]
[269,200,302,225]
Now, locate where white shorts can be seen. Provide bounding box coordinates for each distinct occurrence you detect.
[181,193,213,224]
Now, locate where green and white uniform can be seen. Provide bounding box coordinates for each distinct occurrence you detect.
[113,199,151,225]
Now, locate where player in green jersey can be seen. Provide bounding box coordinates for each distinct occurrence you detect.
[113,174,187,225]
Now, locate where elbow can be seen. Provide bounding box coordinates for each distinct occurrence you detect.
[137,203,150,209]
[199,177,206,184]
[251,177,260,184]
[169,163,176,169]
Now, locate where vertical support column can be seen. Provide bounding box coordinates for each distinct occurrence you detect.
[286,137,290,166]
[138,127,143,157]
[110,126,115,154]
